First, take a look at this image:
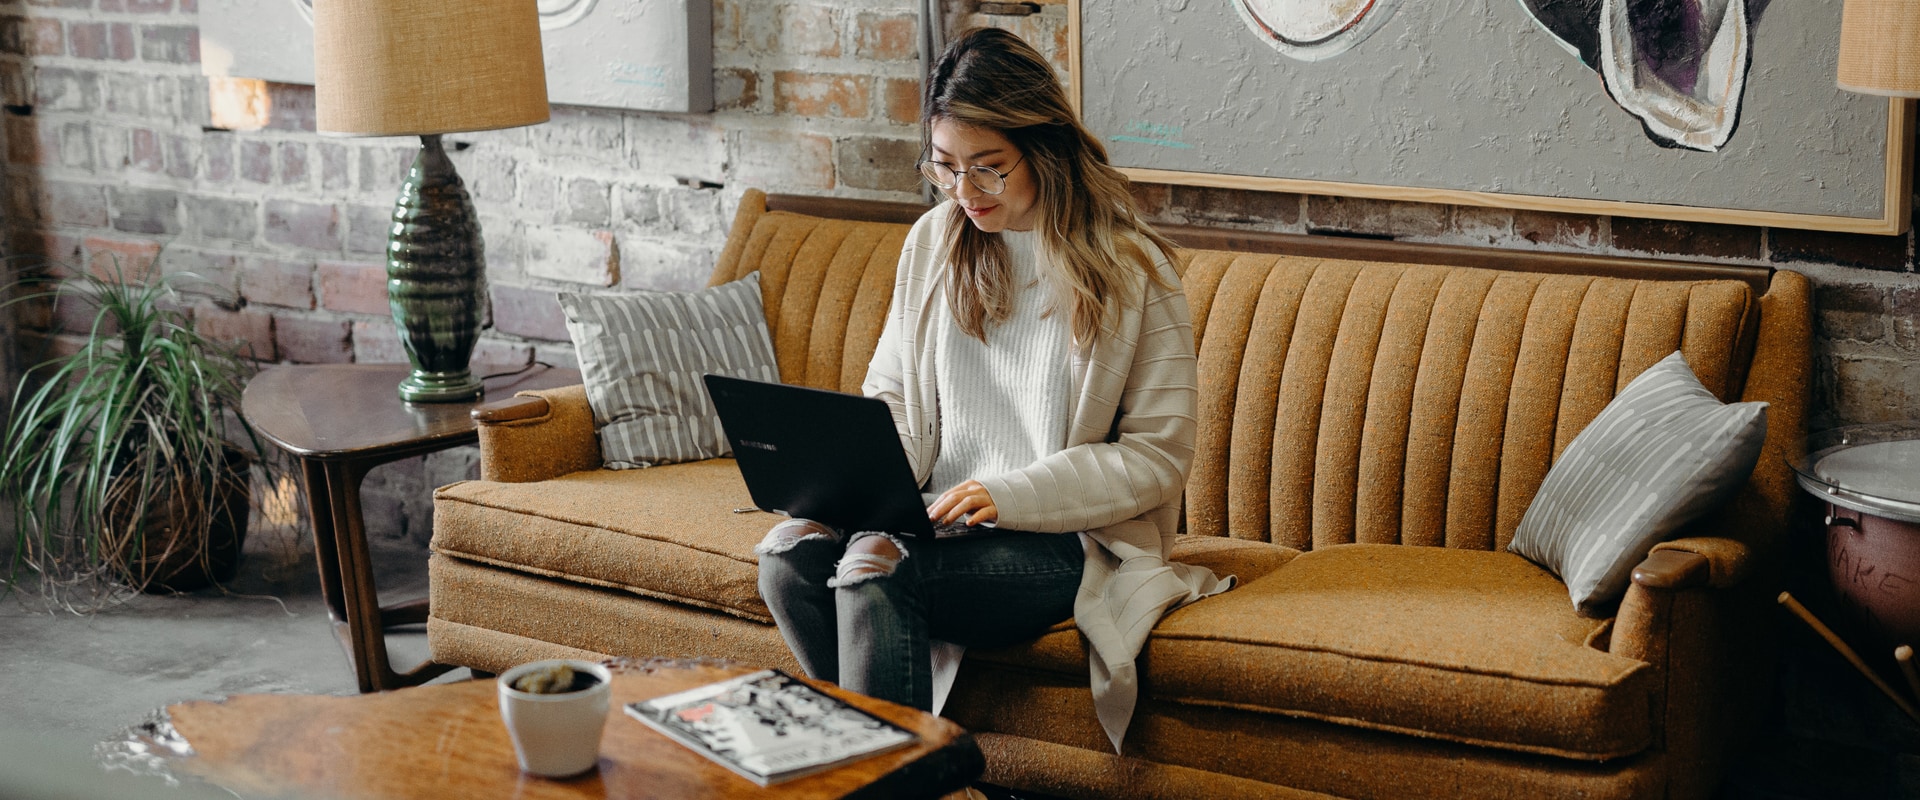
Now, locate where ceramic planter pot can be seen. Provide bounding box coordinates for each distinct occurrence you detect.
[108,445,252,594]
[497,659,612,778]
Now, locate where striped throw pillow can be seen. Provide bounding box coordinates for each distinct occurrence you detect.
[1509,351,1767,616]
[558,273,778,469]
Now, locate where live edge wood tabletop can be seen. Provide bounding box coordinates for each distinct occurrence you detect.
[161,659,985,799]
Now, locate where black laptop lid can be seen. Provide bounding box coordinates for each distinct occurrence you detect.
[703,374,935,538]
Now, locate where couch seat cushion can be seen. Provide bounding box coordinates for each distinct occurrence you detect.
[433,459,776,622]
[1146,543,1652,760]
[966,536,1303,678]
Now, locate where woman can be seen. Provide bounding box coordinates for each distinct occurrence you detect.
[756,27,1229,751]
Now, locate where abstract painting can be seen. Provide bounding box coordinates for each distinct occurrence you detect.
[1076,0,1910,233]
[1517,0,1753,151]
[1236,0,1405,61]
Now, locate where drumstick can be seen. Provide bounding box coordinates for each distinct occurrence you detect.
[1898,646,1920,705]
[1777,592,1920,722]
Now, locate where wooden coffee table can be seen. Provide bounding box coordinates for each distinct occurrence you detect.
[155,659,984,799]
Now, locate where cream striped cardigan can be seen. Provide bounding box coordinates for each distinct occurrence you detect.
[862,203,1231,751]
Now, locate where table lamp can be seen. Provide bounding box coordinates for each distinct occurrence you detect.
[313,0,550,402]
[1839,0,1920,96]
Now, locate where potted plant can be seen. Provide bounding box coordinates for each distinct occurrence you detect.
[1,266,274,605]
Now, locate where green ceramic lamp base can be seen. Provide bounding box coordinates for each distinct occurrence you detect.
[387,133,492,405]
[397,370,483,403]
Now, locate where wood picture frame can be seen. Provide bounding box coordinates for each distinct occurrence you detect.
[1067,1,1915,235]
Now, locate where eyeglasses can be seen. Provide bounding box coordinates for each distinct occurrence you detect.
[917,154,1025,195]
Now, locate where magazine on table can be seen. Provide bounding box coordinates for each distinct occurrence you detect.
[623,668,919,786]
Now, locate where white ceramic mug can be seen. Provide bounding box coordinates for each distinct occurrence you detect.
[497,659,613,777]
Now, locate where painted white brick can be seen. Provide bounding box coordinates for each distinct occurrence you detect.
[616,234,720,292]
[625,115,727,185]
[526,225,620,287]
[728,127,834,191]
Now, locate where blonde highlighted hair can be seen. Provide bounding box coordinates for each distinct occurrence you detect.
[924,27,1178,343]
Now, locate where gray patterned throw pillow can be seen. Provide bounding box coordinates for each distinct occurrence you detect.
[1508,351,1767,616]
[558,273,778,469]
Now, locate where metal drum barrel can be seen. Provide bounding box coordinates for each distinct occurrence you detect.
[1794,426,1920,649]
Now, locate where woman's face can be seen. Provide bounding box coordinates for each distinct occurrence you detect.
[927,119,1037,233]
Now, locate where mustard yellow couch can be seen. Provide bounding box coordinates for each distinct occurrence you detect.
[429,189,1811,800]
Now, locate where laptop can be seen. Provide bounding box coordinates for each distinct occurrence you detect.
[703,374,942,538]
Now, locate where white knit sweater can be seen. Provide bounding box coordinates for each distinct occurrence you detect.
[863,202,1231,751]
[927,227,1072,499]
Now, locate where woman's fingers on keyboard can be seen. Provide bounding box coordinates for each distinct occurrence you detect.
[929,480,996,525]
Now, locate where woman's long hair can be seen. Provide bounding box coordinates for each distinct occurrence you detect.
[925,27,1178,344]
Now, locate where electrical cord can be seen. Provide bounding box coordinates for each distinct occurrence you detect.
[478,360,560,381]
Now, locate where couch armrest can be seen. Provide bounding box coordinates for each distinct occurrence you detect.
[472,395,552,424]
[1644,536,1752,589]
[472,385,601,483]
[1611,536,1752,663]
[1612,537,1769,787]
[1630,550,1709,591]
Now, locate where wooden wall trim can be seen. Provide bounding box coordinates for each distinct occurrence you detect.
[1157,224,1774,293]
[763,194,1775,294]
[766,193,933,225]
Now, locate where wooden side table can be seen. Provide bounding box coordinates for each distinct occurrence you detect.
[242,363,582,693]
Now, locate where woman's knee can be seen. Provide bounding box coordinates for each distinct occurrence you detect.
[754,518,838,556]
[828,532,906,588]
[756,520,838,596]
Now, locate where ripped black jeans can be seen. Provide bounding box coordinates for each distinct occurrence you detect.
[755,520,1083,711]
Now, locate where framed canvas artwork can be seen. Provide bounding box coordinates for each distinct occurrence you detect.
[200,0,713,113]
[1071,0,1913,234]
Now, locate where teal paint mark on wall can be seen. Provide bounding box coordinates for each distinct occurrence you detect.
[1116,120,1193,149]
[1111,135,1194,149]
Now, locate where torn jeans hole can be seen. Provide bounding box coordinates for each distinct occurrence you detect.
[753,519,839,556]
[827,531,907,588]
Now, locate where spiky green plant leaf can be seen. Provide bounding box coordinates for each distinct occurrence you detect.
[1,263,278,607]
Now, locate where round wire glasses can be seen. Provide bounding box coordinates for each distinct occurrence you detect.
[917,154,1025,195]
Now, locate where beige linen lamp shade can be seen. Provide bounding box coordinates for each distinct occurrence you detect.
[314,0,550,135]
[1839,0,1920,97]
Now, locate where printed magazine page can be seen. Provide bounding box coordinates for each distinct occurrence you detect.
[625,669,918,786]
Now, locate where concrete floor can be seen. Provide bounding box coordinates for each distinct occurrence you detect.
[0,511,464,796]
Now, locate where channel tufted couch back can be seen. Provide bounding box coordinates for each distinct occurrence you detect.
[1179,257,1758,553]
[706,203,910,394]
[705,190,1803,565]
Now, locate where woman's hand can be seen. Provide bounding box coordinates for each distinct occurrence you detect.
[928,480,998,526]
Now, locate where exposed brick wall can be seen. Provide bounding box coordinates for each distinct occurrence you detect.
[0,0,1916,538]
[0,0,927,364]
[0,139,10,421]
